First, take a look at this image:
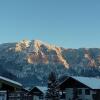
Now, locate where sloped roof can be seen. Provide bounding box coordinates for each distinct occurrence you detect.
[30,86,47,94]
[71,76,100,89]
[0,76,22,87]
[36,86,47,94]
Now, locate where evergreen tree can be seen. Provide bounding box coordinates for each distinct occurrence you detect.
[46,72,60,100]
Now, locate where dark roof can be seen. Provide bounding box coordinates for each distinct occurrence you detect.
[0,76,22,88]
[29,86,47,94]
[71,76,100,89]
[59,76,100,90]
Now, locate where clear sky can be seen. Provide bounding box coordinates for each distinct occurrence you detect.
[0,0,100,48]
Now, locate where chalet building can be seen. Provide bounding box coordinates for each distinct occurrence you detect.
[29,86,47,100]
[0,76,25,100]
[58,76,100,100]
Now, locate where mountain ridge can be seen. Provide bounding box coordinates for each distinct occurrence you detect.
[0,39,100,87]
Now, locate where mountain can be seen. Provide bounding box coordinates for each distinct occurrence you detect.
[0,39,100,87]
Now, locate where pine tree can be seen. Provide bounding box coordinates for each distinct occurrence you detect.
[46,72,60,100]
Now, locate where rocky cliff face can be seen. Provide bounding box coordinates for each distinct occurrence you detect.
[15,40,69,68]
[0,40,100,87]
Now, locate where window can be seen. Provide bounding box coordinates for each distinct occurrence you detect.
[85,89,90,95]
[60,93,65,99]
[77,89,82,95]
[39,95,43,99]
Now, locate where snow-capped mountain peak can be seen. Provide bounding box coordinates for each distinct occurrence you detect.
[0,39,100,86]
[15,39,69,68]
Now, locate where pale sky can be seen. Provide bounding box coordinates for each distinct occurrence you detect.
[0,0,100,48]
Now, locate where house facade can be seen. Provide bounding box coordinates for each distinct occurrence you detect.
[0,76,48,100]
[59,76,100,100]
[0,76,24,100]
[29,86,47,100]
[1,75,100,100]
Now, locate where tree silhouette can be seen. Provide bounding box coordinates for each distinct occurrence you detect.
[46,72,60,100]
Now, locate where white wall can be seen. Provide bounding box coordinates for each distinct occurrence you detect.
[33,95,45,100]
[33,95,39,100]
[0,91,7,100]
[65,88,96,100]
[66,88,73,100]
[77,88,96,100]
